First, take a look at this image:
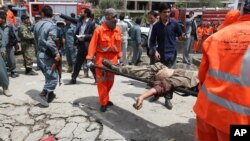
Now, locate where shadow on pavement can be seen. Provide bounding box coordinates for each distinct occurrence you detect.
[25,89,48,108]
[73,96,195,141]
[62,79,95,85]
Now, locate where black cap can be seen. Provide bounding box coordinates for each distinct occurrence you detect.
[244,0,250,14]
[21,15,29,20]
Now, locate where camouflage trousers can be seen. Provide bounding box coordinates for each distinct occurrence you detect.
[21,42,35,69]
[119,63,199,88]
[119,62,166,82]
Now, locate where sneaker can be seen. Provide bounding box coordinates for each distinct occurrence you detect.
[107,101,114,107]
[100,105,107,112]
[26,70,38,75]
[10,72,19,78]
[3,87,12,97]
[38,90,49,107]
[165,99,173,110]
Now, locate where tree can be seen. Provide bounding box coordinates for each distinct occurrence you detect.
[99,0,123,10]
[201,0,224,8]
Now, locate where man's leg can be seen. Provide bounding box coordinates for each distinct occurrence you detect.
[183,37,192,64]
[122,40,128,65]
[6,47,18,78]
[96,69,109,112]
[23,43,37,75]
[0,55,11,96]
[70,45,85,84]
[65,47,73,73]
[195,116,225,141]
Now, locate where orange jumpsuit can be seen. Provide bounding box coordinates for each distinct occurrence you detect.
[87,23,122,106]
[193,26,203,52]
[194,14,250,141]
[7,10,16,26]
[203,26,213,41]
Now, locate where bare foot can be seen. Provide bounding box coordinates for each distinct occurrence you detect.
[133,97,143,110]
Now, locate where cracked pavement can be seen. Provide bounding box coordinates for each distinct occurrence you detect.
[0,60,197,141]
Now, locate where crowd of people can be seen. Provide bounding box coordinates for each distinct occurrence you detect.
[0,1,250,141]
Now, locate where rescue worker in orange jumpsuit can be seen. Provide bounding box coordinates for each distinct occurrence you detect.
[203,22,213,41]
[217,9,240,31]
[193,24,204,53]
[193,1,250,140]
[6,5,16,26]
[86,8,122,112]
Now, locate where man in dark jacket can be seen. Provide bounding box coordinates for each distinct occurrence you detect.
[57,8,96,84]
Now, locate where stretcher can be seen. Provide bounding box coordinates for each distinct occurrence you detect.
[93,65,198,97]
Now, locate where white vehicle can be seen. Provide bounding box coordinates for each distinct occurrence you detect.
[99,16,150,47]
[124,18,149,47]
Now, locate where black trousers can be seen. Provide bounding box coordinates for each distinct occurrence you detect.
[71,44,96,80]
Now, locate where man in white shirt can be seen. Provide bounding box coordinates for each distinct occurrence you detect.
[147,11,158,64]
[117,14,129,65]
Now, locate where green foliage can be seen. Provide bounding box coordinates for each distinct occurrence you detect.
[175,1,186,8]
[93,5,102,18]
[201,0,224,8]
[99,0,123,10]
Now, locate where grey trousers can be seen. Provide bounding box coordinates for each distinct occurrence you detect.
[6,46,16,72]
[183,35,194,64]
[0,55,9,88]
[131,41,142,65]
[38,52,58,93]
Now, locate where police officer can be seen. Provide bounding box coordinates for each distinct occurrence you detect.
[34,6,60,107]
[19,15,38,75]
[64,19,76,73]
[0,11,11,97]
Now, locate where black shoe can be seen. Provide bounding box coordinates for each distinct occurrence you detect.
[38,90,49,107]
[100,105,107,112]
[149,95,160,102]
[165,99,173,110]
[66,79,76,85]
[107,101,114,107]
[26,69,38,75]
[47,92,56,103]
[10,72,19,78]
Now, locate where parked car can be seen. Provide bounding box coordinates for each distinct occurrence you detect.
[123,18,149,48]
[98,16,150,48]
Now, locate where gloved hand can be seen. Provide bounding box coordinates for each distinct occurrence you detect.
[86,60,94,68]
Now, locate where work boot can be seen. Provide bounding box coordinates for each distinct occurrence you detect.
[83,69,89,78]
[47,92,56,103]
[102,59,120,72]
[67,65,73,73]
[165,99,173,110]
[100,105,107,112]
[26,68,38,75]
[10,72,19,78]
[3,87,12,97]
[38,90,49,107]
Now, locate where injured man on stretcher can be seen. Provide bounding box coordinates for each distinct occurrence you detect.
[102,59,199,110]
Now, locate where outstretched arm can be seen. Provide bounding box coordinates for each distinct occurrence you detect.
[133,88,157,110]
